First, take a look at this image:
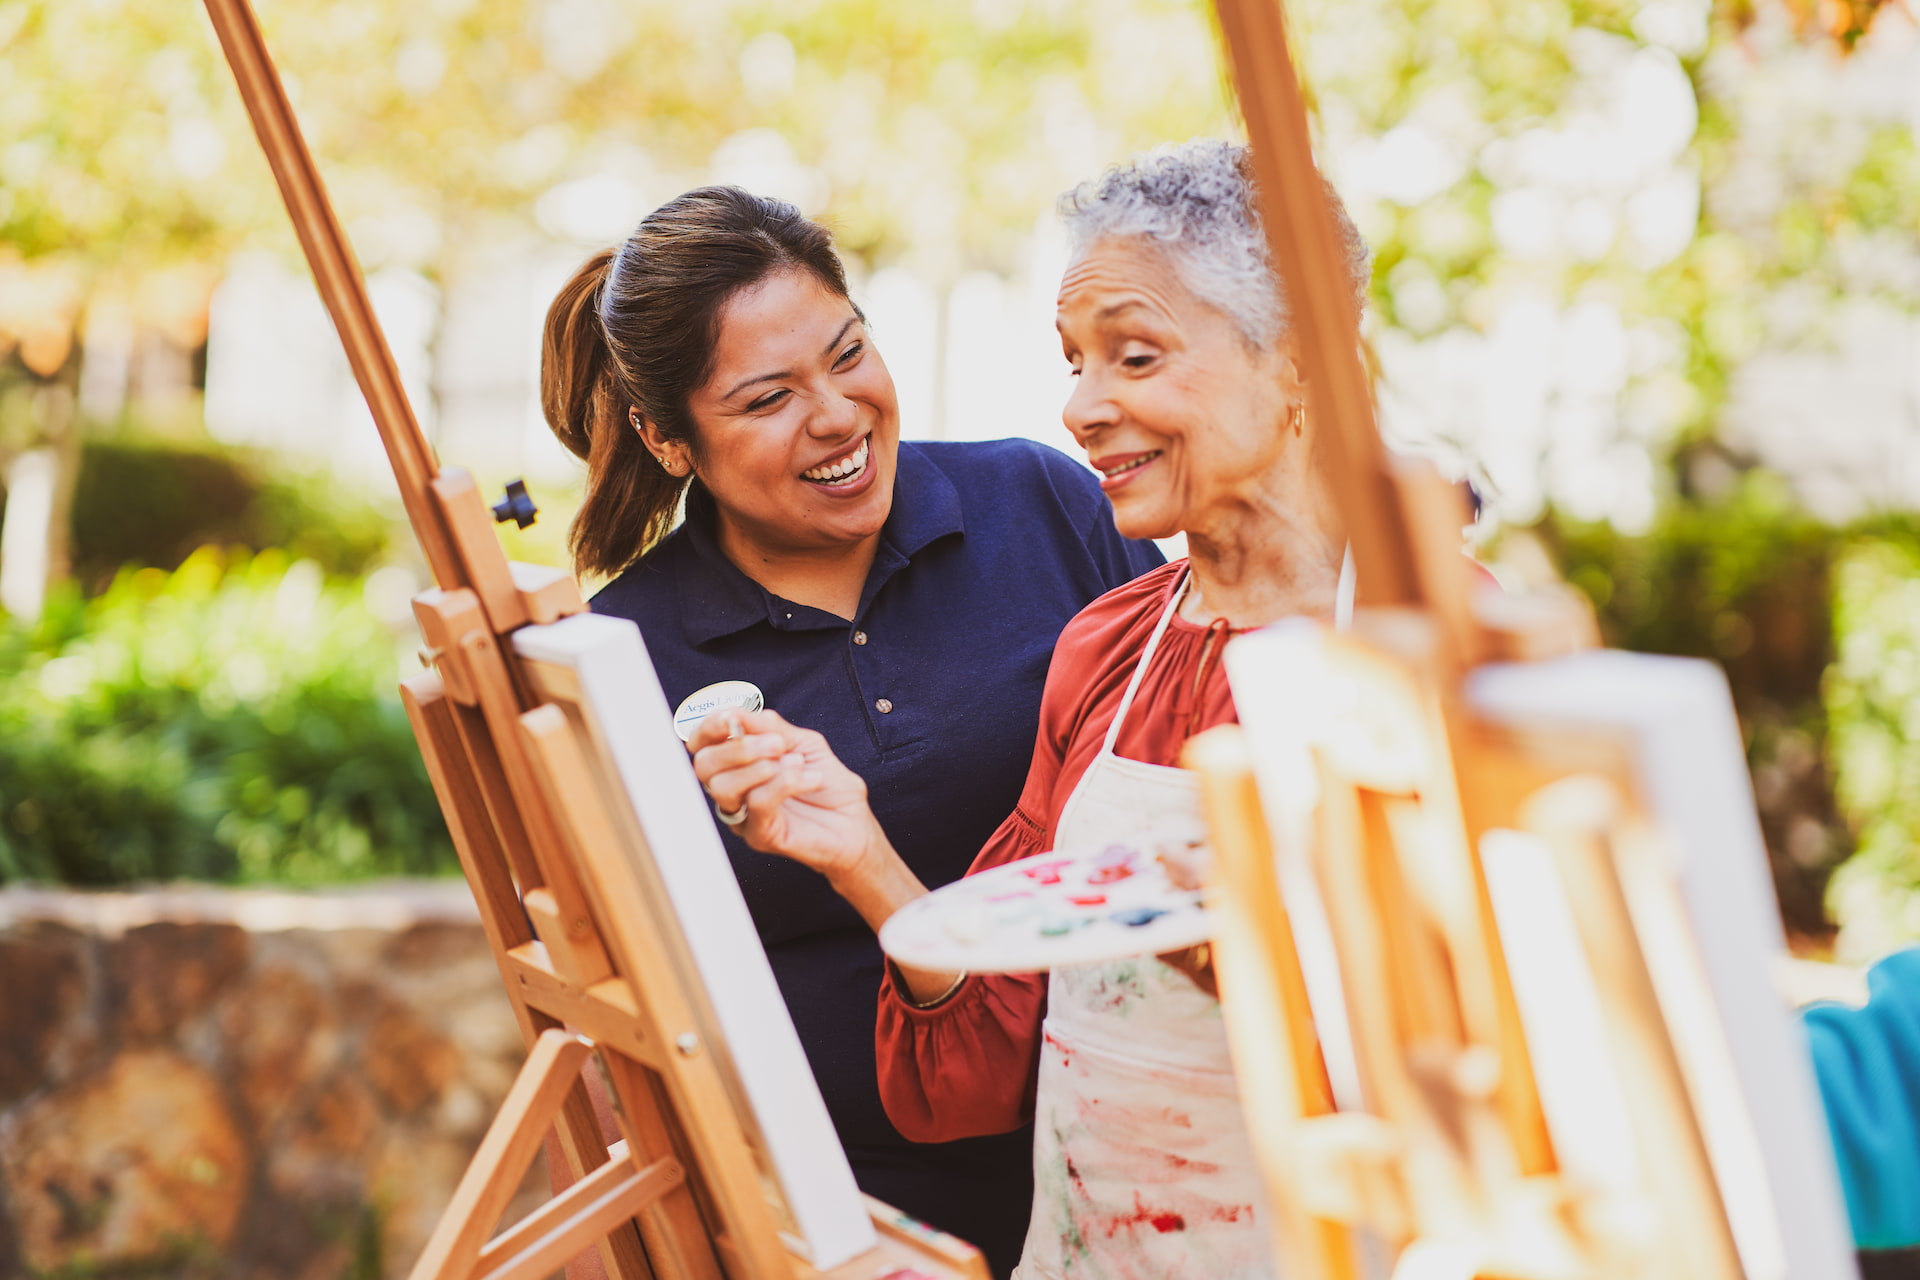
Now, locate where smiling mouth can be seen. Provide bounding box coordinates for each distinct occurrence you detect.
[1100,451,1161,480]
[801,436,871,486]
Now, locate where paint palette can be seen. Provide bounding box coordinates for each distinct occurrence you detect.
[878,838,1213,974]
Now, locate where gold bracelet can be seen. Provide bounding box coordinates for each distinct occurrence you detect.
[902,969,968,1010]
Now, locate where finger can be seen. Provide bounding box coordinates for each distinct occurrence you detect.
[792,726,834,759]
[687,706,737,756]
[704,757,788,814]
[733,707,801,737]
[691,732,791,785]
[746,762,828,810]
[687,708,750,752]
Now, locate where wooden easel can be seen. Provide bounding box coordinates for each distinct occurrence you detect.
[1186,2,1858,1277]
[201,4,989,1278]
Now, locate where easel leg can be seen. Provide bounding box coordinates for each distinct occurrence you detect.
[405,675,655,1280]
[598,1052,728,1280]
[408,1030,683,1280]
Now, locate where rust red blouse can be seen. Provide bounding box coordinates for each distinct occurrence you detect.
[874,560,1240,1143]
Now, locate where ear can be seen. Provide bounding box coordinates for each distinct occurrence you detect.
[1274,340,1308,405]
[633,410,693,478]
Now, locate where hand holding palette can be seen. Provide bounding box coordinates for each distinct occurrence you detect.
[878,838,1214,974]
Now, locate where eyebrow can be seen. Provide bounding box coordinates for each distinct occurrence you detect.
[1094,299,1150,322]
[723,316,861,401]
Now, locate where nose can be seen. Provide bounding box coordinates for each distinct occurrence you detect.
[1062,368,1117,448]
[806,385,861,439]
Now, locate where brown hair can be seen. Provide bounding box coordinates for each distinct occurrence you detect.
[541,186,855,578]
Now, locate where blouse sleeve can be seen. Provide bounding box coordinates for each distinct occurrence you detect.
[872,566,1183,1143]
[874,688,1076,1142]
[875,802,1052,1142]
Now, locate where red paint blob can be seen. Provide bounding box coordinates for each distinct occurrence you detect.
[1087,864,1134,885]
[1068,893,1107,906]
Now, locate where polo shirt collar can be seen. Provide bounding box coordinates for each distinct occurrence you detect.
[674,442,965,646]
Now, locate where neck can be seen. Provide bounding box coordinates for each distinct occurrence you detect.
[715,519,881,621]
[1180,474,1345,631]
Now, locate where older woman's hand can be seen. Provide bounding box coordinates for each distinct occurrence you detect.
[688,708,881,880]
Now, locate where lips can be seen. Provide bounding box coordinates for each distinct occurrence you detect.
[801,436,870,486]
[1095,450,1161,480]
[1091,449,1162,491]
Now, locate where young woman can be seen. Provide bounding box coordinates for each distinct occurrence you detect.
[540,186,1162,1276]
[687,140,1371,1278]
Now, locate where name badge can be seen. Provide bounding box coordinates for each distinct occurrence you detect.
[673,680,765,742]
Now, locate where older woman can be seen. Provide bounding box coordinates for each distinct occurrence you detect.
[689,140,1369,1277]
[542,186,1162,1276]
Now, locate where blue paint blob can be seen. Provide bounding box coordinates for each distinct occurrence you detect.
[1112,906,1169,928]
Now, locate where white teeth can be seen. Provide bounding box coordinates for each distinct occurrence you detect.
[802,437,870,484]
[1101,451,1160,479]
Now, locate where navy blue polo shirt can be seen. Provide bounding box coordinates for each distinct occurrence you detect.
[590,438,1160,1271]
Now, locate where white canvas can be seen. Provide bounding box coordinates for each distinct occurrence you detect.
[1225,628,1857,1280]
[1466,650,1856,1280]
[513,612,876,1270]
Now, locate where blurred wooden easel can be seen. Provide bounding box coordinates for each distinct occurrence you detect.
[201,3,988,1278]
[1185,2,1859,1277]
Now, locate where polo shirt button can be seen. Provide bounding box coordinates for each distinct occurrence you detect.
[853,631,869,646]
[875,698,893,714]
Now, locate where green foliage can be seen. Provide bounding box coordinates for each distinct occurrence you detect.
[1823,536,1920,951]
[66,437,392,590]
[0,547,453,886]
[1538,479,1920,943]
[1539,473,1855,935]
[0,0,1235,286]
[1547,470,1833,698]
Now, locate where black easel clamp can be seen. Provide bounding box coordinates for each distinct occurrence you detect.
[492,479,538,529]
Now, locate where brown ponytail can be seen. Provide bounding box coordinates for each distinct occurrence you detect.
[540,187,855,579]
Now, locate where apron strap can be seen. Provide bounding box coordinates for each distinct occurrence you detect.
[1335,543,1355,631]
[1101,569,1191,755]
[1103,553,1346,758]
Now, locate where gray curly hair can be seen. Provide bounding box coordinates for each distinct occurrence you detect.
[1057,138,1370,349]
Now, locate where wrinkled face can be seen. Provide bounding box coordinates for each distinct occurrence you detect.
[675,268,900,556]
[1056,238,1295,542]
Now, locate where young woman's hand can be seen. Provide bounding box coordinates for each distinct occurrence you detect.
[688,708,943,988]
[688,707,882,882]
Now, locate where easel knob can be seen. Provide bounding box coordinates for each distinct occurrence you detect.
[492,479,539,529]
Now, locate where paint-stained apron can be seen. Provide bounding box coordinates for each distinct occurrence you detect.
[1013,571,1275,1280]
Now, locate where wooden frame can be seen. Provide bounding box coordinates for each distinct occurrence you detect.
[1191,1,1860,1276]
[201,2,989,1276]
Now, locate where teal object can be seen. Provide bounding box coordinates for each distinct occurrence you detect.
[1804,947,1920,1250]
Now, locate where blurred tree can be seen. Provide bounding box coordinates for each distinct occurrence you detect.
[0,0,1237,607]
[0,0,278,615]
[1539,474,1855,938]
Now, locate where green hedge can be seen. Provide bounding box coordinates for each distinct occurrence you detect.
[0,547,454,885]
[65,438,392,591]
[1538,476,1920,942]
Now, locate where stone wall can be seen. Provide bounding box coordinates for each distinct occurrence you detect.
[0,882,547,1279]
